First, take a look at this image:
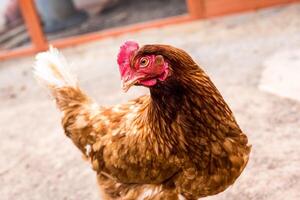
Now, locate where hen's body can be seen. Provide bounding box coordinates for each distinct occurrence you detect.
[34,45,251,200]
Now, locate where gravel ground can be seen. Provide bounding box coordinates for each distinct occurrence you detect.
[0,3,300,200]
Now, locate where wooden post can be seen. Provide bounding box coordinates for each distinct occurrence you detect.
[19,0,48,51]
[186,0,206,19]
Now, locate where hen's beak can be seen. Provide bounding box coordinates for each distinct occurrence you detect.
[121,76,140,92]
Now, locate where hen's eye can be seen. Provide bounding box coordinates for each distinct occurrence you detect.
[140,58,149,68]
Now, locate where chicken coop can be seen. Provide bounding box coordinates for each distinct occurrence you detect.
[0,0,299,61]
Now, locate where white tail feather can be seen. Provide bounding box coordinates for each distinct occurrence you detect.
[33,46,77,88]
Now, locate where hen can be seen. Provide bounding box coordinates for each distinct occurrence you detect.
[33,42,251,200]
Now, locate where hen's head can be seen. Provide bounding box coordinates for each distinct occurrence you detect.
[117,41,198,92]
[117,41,170,92]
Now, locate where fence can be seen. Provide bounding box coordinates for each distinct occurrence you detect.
[0,0,299,60]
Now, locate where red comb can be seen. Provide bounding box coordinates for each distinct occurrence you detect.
[117,41,139,76]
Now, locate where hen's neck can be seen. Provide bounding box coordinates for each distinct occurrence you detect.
[149,70,203,119]
[147,69,233,131]
[149,79,186,123]
[145,69,237,158]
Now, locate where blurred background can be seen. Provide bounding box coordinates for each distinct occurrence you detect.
[0,0,300,200]
[0,0,187,52]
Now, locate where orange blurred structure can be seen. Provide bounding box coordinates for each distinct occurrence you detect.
[0,0,299,60]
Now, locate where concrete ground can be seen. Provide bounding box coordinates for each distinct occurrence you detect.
[1,3,300,200]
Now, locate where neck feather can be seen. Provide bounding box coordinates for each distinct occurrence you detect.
[145,69,235,154]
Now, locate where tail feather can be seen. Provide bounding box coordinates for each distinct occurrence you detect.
[34,47,99,154]
[33,46,77,88]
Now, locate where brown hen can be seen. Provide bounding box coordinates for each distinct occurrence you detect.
[34,43,251,200]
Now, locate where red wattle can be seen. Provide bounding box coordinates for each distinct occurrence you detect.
[140,79,157,86]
